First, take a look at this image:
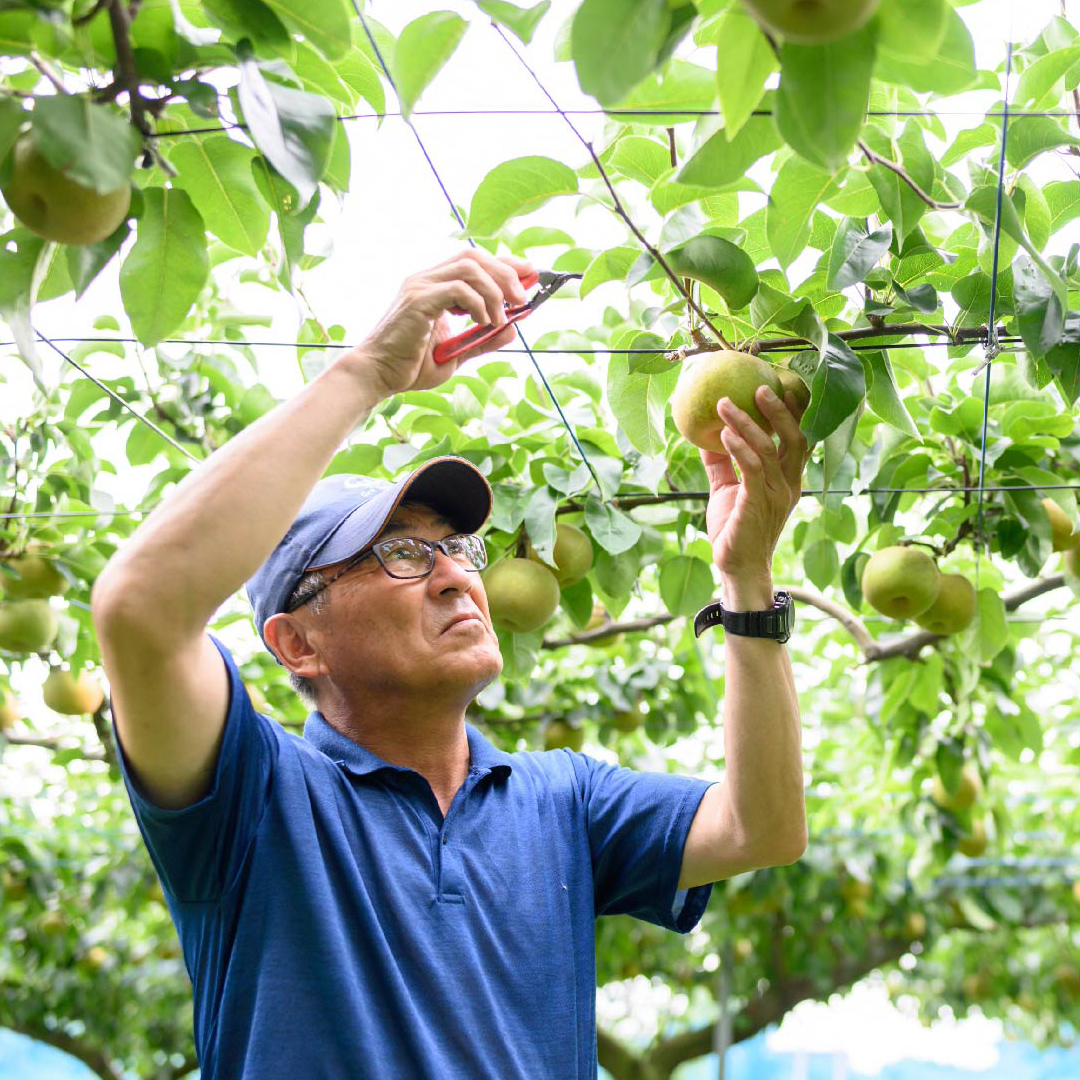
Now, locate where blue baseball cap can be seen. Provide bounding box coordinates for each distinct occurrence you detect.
[246,456,493,661]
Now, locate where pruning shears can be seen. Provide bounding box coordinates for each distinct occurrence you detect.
[432,269,583,364]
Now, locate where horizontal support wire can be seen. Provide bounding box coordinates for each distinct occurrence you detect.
[5,483,1080,520]
[143,107,1080,139]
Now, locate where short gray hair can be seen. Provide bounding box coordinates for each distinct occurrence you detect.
[284,569,330,707]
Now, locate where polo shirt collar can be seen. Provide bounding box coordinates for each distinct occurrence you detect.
[302,711,513,780]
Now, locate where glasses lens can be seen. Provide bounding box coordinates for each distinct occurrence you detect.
[377,537,433,578]
[445,534,487,571]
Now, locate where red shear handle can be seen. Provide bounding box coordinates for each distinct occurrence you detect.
[433,267,540,365]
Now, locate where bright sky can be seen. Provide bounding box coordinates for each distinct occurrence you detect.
[3,0,1077,1072]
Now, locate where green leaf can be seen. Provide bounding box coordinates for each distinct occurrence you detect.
[803,538,839,590]
[571,0,670,107]
[237,52,337,206]
[474,0,549,44]
[766,157,844,268]
[393,11,468,120]
[65,224,129,299]
[31,97,141,194]
[874,6,977,94]
[261,0,352,59]
[467,155,578,237]
[609,59,717,124]
[585,494,642,555]
[609,135,670,185]
[776,22,876,173]
[876,0,948,60]
[866,122,935,241]
[606,350,679,455]
[119,187,209,346]
[663,234,758,310]
[1013,43,1080,107]
[862,350,918,437]
[0,230,45,391]
[1045,314,1080,406]
[523,485,558,562]
[714,5,775,139]
[658,555,714,616]
[581,245,638,297]
[203,0,291,51]
[1004,115,1080,170]
[890,280,938,314]
[0,97,22,166]
[168,136,269,256]
[678,111,782,188]
[976,588,1008,663]
[1013,251,1065,358]
[793,334,866,446]
[826,218,892,291]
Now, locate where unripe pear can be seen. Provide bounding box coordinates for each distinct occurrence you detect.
[904,911,927,939]
[1066,546,1080,578]
[776,365,811,412]
[957,817,988,858]
[914,573,977,635]
[0,554,71,600]
[861,545,941,619]
[670,350,784,453]
[43,668,105,715]
[544,718,584,751]
[740,0,880,43]
[526,522,594,587]
[1043,498,1080,551]
[0,599,59,653]
[932,763,982,811]
[1,132,132,245]
[483,557,560,633]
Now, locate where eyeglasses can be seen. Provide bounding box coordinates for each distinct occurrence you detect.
[286,534,488,612]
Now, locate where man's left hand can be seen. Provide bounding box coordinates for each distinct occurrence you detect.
[702,385,810,584]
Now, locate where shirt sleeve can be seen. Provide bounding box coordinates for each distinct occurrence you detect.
[568,752,716,932]
[111,632,279,904]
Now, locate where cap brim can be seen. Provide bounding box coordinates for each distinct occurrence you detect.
[305,457,492,571]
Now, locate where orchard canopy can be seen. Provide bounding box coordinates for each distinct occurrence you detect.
[3,0,1080,1078]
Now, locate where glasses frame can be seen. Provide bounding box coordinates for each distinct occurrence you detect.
[285,533,487,613]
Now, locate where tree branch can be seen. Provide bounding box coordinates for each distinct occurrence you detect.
[28,51,68,94]
[107,0,151,137]
[858,139,963,210]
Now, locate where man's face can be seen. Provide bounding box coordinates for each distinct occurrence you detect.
[295,502,503,705]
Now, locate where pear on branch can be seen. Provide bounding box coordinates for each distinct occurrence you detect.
[526,523,594,587]
[914,573,977,636]
[1042,498,1080,551]
[43,667,106,715]
[860,545,942,619]
[483,557,560,633]
[0,599,59,654]
[0,553,72,600]
[670,350,784,453]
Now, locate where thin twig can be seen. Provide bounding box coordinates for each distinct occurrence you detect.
[858,139,963,210]
[28,52,68,94]
[72,0,112,26]
[107,0,150,137]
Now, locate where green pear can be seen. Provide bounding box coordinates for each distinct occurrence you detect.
[0,554,71,600]
[1065,545,1080,579]
[1,133,131,245]
[956,817,988,858]
[482,558,560,633]
[670,350,784,453]
[544,718,584,751]
[932,763,982,811]
[741,0,880,43]
[43,668,105,715]
[776,365,811,412]
[0,599,59,654]
[1042,498,1079,551]
[861,545,941,619]
[914,573,977,636]
[526,522,594,587]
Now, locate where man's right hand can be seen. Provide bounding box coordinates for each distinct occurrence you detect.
[345,249,536,400]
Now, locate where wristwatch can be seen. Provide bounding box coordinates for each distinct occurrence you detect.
[693,591,795,643]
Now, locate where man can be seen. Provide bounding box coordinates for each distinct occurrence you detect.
[91,249,808,1079]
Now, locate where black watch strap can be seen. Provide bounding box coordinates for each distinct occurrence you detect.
[694,591,794,643]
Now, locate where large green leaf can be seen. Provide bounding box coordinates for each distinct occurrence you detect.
[678,111,782,188]
[1004,115,1080,170]
[0,230,45,389]
[790,334,866,446]
[714,5,775,139]
[866,122,935,241]
[658,554,714,616]
[260,0,352,59]
[1045,180,1080,235]
[826,218,892,291]
[1013,251,1065,359]
[467,155,578,237]
[874,5,978,94]
[31,97,141,194]
[1013,43,1080,107]
[776,22,876,173]
[609,135,670,186]
[393,11,468,120]
[766,157,844,268]
[608,59,716,124]
[65,225,129,299]
[862,350,918,437]
[0,97,22,167]
[1045,315,1080,406]
[664,234,759,310]
[584,494,642,555]
[119,187,209,346]
[474,0,549,44]
[571,0,670,107]
[236,52,336,206]
[168,136,269,256]
[606,350,678,455]
[876,0,948,60]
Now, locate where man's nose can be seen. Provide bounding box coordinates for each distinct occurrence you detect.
[429,548,475,592]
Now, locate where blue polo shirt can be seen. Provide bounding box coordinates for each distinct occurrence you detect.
[113,632,715,1079]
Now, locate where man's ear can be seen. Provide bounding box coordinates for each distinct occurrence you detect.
[264,613,326,679]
